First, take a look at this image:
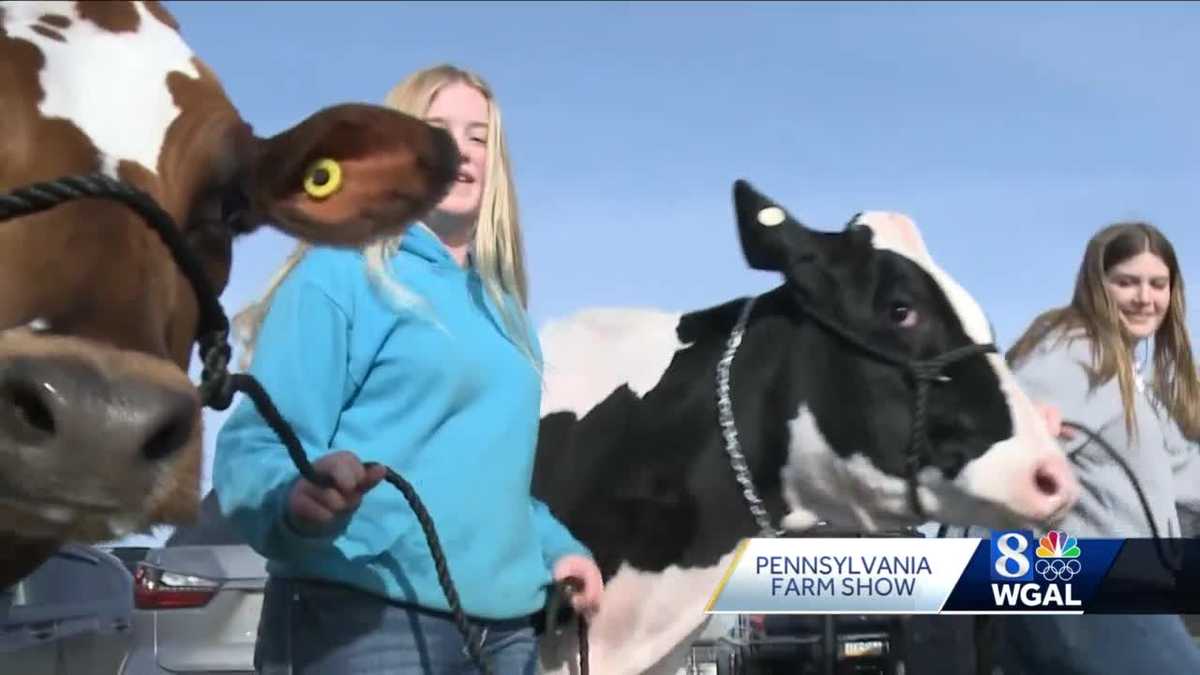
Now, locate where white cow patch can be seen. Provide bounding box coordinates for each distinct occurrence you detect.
[1,1,199,177]
[538,553,734,675]
[780,405,942,531]
[539,308,690,418]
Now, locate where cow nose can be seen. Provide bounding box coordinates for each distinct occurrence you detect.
[1034,460,1062,498]
[1023,452,1076,522]
[0,356,196,463]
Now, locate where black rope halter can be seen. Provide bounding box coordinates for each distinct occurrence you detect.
[716,294,998,537]
[783,296,998,520]
[0,172,590,675]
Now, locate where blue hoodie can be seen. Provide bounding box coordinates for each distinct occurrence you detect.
[213,224,590,620]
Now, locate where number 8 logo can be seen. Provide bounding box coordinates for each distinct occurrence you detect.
[993,532,1031,578]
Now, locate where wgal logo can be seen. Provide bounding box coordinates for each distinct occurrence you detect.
[989,529,1085,608]
[991,530,1083,582]
[1034,530,1082,582]
[990,530,1035,581]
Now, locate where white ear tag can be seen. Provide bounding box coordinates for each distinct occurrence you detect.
[757,206,785,227]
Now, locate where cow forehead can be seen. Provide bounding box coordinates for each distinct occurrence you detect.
[1,1,199,177]
[852,210,994,345]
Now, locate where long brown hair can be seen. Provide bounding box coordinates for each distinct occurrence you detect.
[1006,222,1200,441]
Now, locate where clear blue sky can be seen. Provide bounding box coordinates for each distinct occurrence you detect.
[116,1,1200,544]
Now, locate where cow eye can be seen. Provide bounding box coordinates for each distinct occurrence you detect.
[890,303,919,328]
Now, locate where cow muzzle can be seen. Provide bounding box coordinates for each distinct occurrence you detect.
[0,331,200,540]
[956,435,1080,530]
[1024,451,1077,525]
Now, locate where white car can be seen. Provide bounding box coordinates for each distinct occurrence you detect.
[118,491,266,675]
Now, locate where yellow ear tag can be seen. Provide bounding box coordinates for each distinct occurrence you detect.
[303,158,343,199]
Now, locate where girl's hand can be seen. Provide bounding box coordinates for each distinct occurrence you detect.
[286,450,387,535]
[553,554,604,620]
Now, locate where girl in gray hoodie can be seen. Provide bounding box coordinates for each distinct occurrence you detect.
[998,221,1200,674]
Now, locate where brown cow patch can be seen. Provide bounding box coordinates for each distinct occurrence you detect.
[38,13,71,29]
[0,26,104,188]
[143,0,179,31]
[0,26,120,336]
[77,1,140,33]
[30,24,64,42]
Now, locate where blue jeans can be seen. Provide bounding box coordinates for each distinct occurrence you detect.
[999,614,1200,674]
[254,577,538,675]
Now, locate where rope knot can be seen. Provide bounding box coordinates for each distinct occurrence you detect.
[200,371,235,410]
[909,360,947,383]
[199,330,234,410]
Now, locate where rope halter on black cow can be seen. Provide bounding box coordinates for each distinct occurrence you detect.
[717,294,997,675]
[719,294,1183,675]
[716,294,998,533]
[0,172,591,675]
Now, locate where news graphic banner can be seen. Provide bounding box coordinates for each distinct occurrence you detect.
[705,531,1200,615]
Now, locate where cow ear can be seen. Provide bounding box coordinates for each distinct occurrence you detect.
[733,179,822,271]
[240,104,459,247]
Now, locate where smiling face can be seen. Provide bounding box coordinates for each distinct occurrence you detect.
[1105,250,1171,340]
[424,81,490,223]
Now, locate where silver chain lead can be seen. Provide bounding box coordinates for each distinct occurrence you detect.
[716,296,782,538]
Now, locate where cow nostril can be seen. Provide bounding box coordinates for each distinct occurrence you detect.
[142,421,184,462]
[0,380,56,443]
[1034,464,1060,498]
[140,394,196,462]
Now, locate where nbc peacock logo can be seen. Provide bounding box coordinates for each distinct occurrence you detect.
[1034,530,1081,582]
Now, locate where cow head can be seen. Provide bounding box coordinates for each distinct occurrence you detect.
[0,1,458,582]
[733,180,1078,532]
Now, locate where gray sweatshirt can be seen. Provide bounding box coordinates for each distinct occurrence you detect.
[1012,329,1200,538]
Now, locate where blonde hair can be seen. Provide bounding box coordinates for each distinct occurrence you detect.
[1007,222,1200,442]
[234,64,536,369]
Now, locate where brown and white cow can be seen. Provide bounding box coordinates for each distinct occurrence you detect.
[0,1,458,585]
[532,181,1080,674]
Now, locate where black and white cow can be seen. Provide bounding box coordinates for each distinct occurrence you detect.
[533,180,1079,675]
